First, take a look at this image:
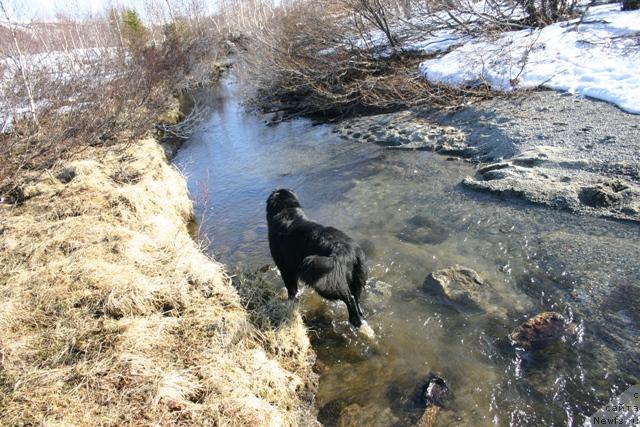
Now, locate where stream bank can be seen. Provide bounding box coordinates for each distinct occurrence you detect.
[0,98,316,425]
[335,89,640,223]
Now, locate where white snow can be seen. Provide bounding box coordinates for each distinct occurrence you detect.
[405,32,471,55]
[1,47,119,131]
[418,3,640,114]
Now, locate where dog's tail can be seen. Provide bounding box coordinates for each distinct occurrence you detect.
[299,254,364,328]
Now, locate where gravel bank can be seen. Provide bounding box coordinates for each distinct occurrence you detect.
[434,90,640,222]
[336,90,640,222]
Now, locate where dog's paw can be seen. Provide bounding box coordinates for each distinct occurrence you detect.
[358,321,376,339]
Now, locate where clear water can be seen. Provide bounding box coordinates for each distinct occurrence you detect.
[174,81,640,426]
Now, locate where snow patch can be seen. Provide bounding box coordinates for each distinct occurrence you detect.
[419,4,640,114]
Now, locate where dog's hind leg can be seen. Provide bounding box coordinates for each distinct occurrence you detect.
[351,250,367,319]
[354,294,364,317]
[345,295,364,328]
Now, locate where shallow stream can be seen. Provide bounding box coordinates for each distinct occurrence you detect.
[174,82,639,426]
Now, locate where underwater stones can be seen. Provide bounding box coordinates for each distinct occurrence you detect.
[317,399,347,425]
[420,373,453,409]
[396,215,449,245]
[367,278,393,300]
[361,279,392,316]
[422,265,494,312]
[360,239,377,258]
[509,312,577,351]
[319,399,399,427]
[414,373,453,427]
[333,111,467,153]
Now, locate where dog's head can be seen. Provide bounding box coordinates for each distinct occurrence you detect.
[266,188,301,218]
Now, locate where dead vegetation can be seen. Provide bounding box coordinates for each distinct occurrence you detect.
[0,137,316,425]
[233,0,489,118]
[0,1,225,194]
[0,2,317,424]
[226,0,584,118]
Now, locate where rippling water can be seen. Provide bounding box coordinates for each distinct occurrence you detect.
[174,81,640,426]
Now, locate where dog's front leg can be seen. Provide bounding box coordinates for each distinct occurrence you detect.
[281,270,299,300]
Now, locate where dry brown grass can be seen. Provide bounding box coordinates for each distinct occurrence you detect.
[0,135,316,425]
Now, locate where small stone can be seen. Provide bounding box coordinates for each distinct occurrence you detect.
[57,167,77,183]
[396,215,448,244]
[420,264,517,317]
[421,373,453,408]
[378,136,403,147]
[478,162,510,175]
[422,265,492,311]
[360,239,377,258]
[509,312,577,350]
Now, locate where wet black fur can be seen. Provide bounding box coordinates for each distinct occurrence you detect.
[266,189,367,327]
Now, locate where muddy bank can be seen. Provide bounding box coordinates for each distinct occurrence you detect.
[0,132,316,425]
[335,90,640,222]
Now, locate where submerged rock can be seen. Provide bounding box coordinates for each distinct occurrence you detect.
[509,312,577,350]
[333,111,467,154]
[397,215,449,245]
[328,402,399,427]
[317,399,349,426]
[360,239,378,258]
[423,265,494,312]
[420,373,453,409]
[415,373,454,427]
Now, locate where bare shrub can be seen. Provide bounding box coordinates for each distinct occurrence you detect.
[0,3,222,193]
[515,0,577,26]
[344,0,400,49]
[233,0,483,118]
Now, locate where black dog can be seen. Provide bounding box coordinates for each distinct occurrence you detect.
[266,189,367,328]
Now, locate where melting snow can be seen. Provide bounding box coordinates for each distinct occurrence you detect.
[418,4,640,113]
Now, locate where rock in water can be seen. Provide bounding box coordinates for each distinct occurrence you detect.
[360,239,377,258]
[423,265,494,312]
[415,373,453,427]
[509,312,576,350]
[421,373,452,408]
[397,215,449,245]
[338,403,400,427]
